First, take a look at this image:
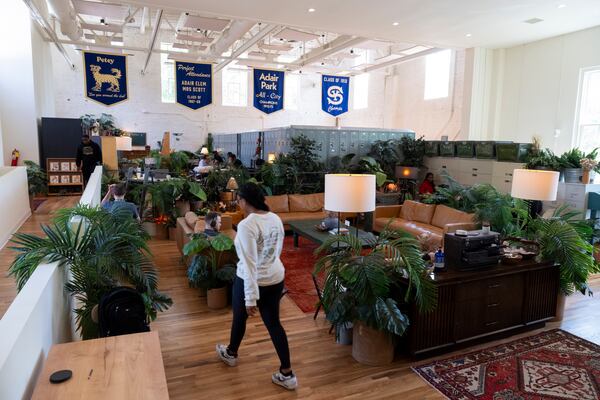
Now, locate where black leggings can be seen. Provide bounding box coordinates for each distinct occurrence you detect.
[228,276,291,370]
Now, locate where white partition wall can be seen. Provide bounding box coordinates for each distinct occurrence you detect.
[0,166,102,400]
[0,167,31,248]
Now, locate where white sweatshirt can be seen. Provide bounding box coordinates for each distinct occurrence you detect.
[234,212,285,306]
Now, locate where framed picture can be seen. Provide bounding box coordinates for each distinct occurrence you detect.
[61,175,70,184]
[70,162,78,171]
[60,162,70,172]
[49,175,59,184]
[49,162,60,172]
[71,175,81,184]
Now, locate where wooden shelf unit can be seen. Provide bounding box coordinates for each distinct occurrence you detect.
[46,157,83,196]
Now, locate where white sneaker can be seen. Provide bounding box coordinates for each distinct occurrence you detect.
[216,344,238,367]
[272,371,298,390]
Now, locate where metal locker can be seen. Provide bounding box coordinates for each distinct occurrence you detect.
[339,131,350,157]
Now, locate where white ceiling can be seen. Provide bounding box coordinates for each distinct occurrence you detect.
[128,0,600,48]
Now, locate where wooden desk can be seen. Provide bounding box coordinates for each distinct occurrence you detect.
[407,260,559,356]
[32,332,169,400]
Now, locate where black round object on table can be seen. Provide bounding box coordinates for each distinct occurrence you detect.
[49,370,72,384]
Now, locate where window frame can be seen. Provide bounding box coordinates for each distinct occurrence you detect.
[573,65,600,152]
[159,42,176,104]
[353,72,369,110]
[221,66,249,107]
[424,49,453,101]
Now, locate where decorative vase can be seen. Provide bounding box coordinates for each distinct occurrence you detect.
[351,321,394,366]
[563,168,583,183]
[207,286,228,310]
[582,170,590,184]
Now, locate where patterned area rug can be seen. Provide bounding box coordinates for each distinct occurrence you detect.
[412,329,600,400]
[281,235,320,313]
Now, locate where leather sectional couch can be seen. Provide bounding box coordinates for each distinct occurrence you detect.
[373,200,476,250]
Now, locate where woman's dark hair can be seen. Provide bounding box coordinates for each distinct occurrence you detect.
[237,183,269,212]
[424,172,434,181]
[205,211,220,230]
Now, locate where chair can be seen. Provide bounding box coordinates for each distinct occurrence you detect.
[588,192,600,221]
[312,270,334,334]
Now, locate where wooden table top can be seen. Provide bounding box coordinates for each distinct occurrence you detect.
[31,332,169,400]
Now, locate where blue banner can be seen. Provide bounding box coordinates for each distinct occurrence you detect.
[175,61,213,110]
[253,68,284,114]
[322,75,350,116]
[83,51,128,106]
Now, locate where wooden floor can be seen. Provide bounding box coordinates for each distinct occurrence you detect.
[0,196,79,318]
[1,198,598,399]
[150,239,600,400]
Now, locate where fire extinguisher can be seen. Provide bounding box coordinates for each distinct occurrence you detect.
[11,149,20,166]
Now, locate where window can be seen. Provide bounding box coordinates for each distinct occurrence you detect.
[424,49,451,100]
[160,43,175,103]
[285,73,300,110]
[575,67,600,153]
[221,66,248,107]
[353,73,369,110]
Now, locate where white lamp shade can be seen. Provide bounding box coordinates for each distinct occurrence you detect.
[200,147,209,155]
[511,169,560,201]
[116,136,132,151]
[226,177,238,190]
[325,174,376,213]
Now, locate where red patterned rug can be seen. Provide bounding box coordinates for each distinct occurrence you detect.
[412,329,600,399]
[281,235,320,313]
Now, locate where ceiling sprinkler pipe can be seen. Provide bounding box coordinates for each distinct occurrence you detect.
[47,0,82,41]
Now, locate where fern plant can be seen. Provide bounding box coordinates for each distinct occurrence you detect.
[314,229,437,337]
[9,205,172,339]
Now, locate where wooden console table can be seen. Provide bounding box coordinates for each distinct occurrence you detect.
[32,331,169,399]
[407,260,559,356]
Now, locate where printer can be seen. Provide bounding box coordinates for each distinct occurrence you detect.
[444,230,501,271]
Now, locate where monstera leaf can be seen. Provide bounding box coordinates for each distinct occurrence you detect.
[187,181,207,201]
[211,234,234,252]
[183,237,211,256]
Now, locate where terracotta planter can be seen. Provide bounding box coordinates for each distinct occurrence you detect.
[175,200,191,217]
[142,222,168,240]
[582,170,590,184]
[551,292,566,322]
[168,226,178,241]
[207,286,228,310]
[351,321,394,366]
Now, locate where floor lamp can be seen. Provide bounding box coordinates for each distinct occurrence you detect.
[324,174,376,237]
[511,169,560,219]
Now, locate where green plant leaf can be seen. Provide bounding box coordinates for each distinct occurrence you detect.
[187,181,207,201]
[211,234,234,252]
[374,298,410,336]
[183,237,211,256]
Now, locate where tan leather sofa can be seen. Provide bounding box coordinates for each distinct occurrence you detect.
[265,193,327,229]
[373,200,476,250]
[175,212,236,254]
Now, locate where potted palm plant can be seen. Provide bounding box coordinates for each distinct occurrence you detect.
[314,229,436,366]
[184,233,237,309]
[9,205,172,339]
[24,160,48,209]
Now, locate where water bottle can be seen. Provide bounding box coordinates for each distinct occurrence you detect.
[434,248,445,271]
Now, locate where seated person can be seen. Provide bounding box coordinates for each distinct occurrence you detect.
[227,153,237,167]
[101,183,140,221]
[319,210,339,231]
[193,155,214,175]
[419,172,436,195]
[198,154,210,167]
[213,151,224,165]
[204,211,222,237]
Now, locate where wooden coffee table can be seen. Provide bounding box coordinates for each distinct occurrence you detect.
[288,219,377,248]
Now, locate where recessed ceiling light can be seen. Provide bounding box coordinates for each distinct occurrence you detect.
[392,22,399,26]
[557,4,567,8]
[308,8,316,12]
[465,33,472,37]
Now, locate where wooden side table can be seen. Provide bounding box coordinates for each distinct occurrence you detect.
[31,332,169,400]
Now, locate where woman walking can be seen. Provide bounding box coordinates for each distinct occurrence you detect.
[216,183,297,390]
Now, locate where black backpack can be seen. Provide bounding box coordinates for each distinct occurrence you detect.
[98,287,150,337]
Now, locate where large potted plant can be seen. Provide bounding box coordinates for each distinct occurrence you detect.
[184,233,237,309]
[525,148,561,171]
[559,148,597,183]
[397,136,426,176]
[24,160,48,208]
[314,229,436,366]
[9,205,173,339]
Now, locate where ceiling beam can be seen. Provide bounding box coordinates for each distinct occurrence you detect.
[141,9,163,75]
[22,0,75,70]
[140,7,148,34]
[214,24,280,73]
[295,36,367,69]
[362,47,442,73]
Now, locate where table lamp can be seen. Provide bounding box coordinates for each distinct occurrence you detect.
[511,169,559,218]
[200,147,209,155]
[325,174,376,236]
[116,136,132,151]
